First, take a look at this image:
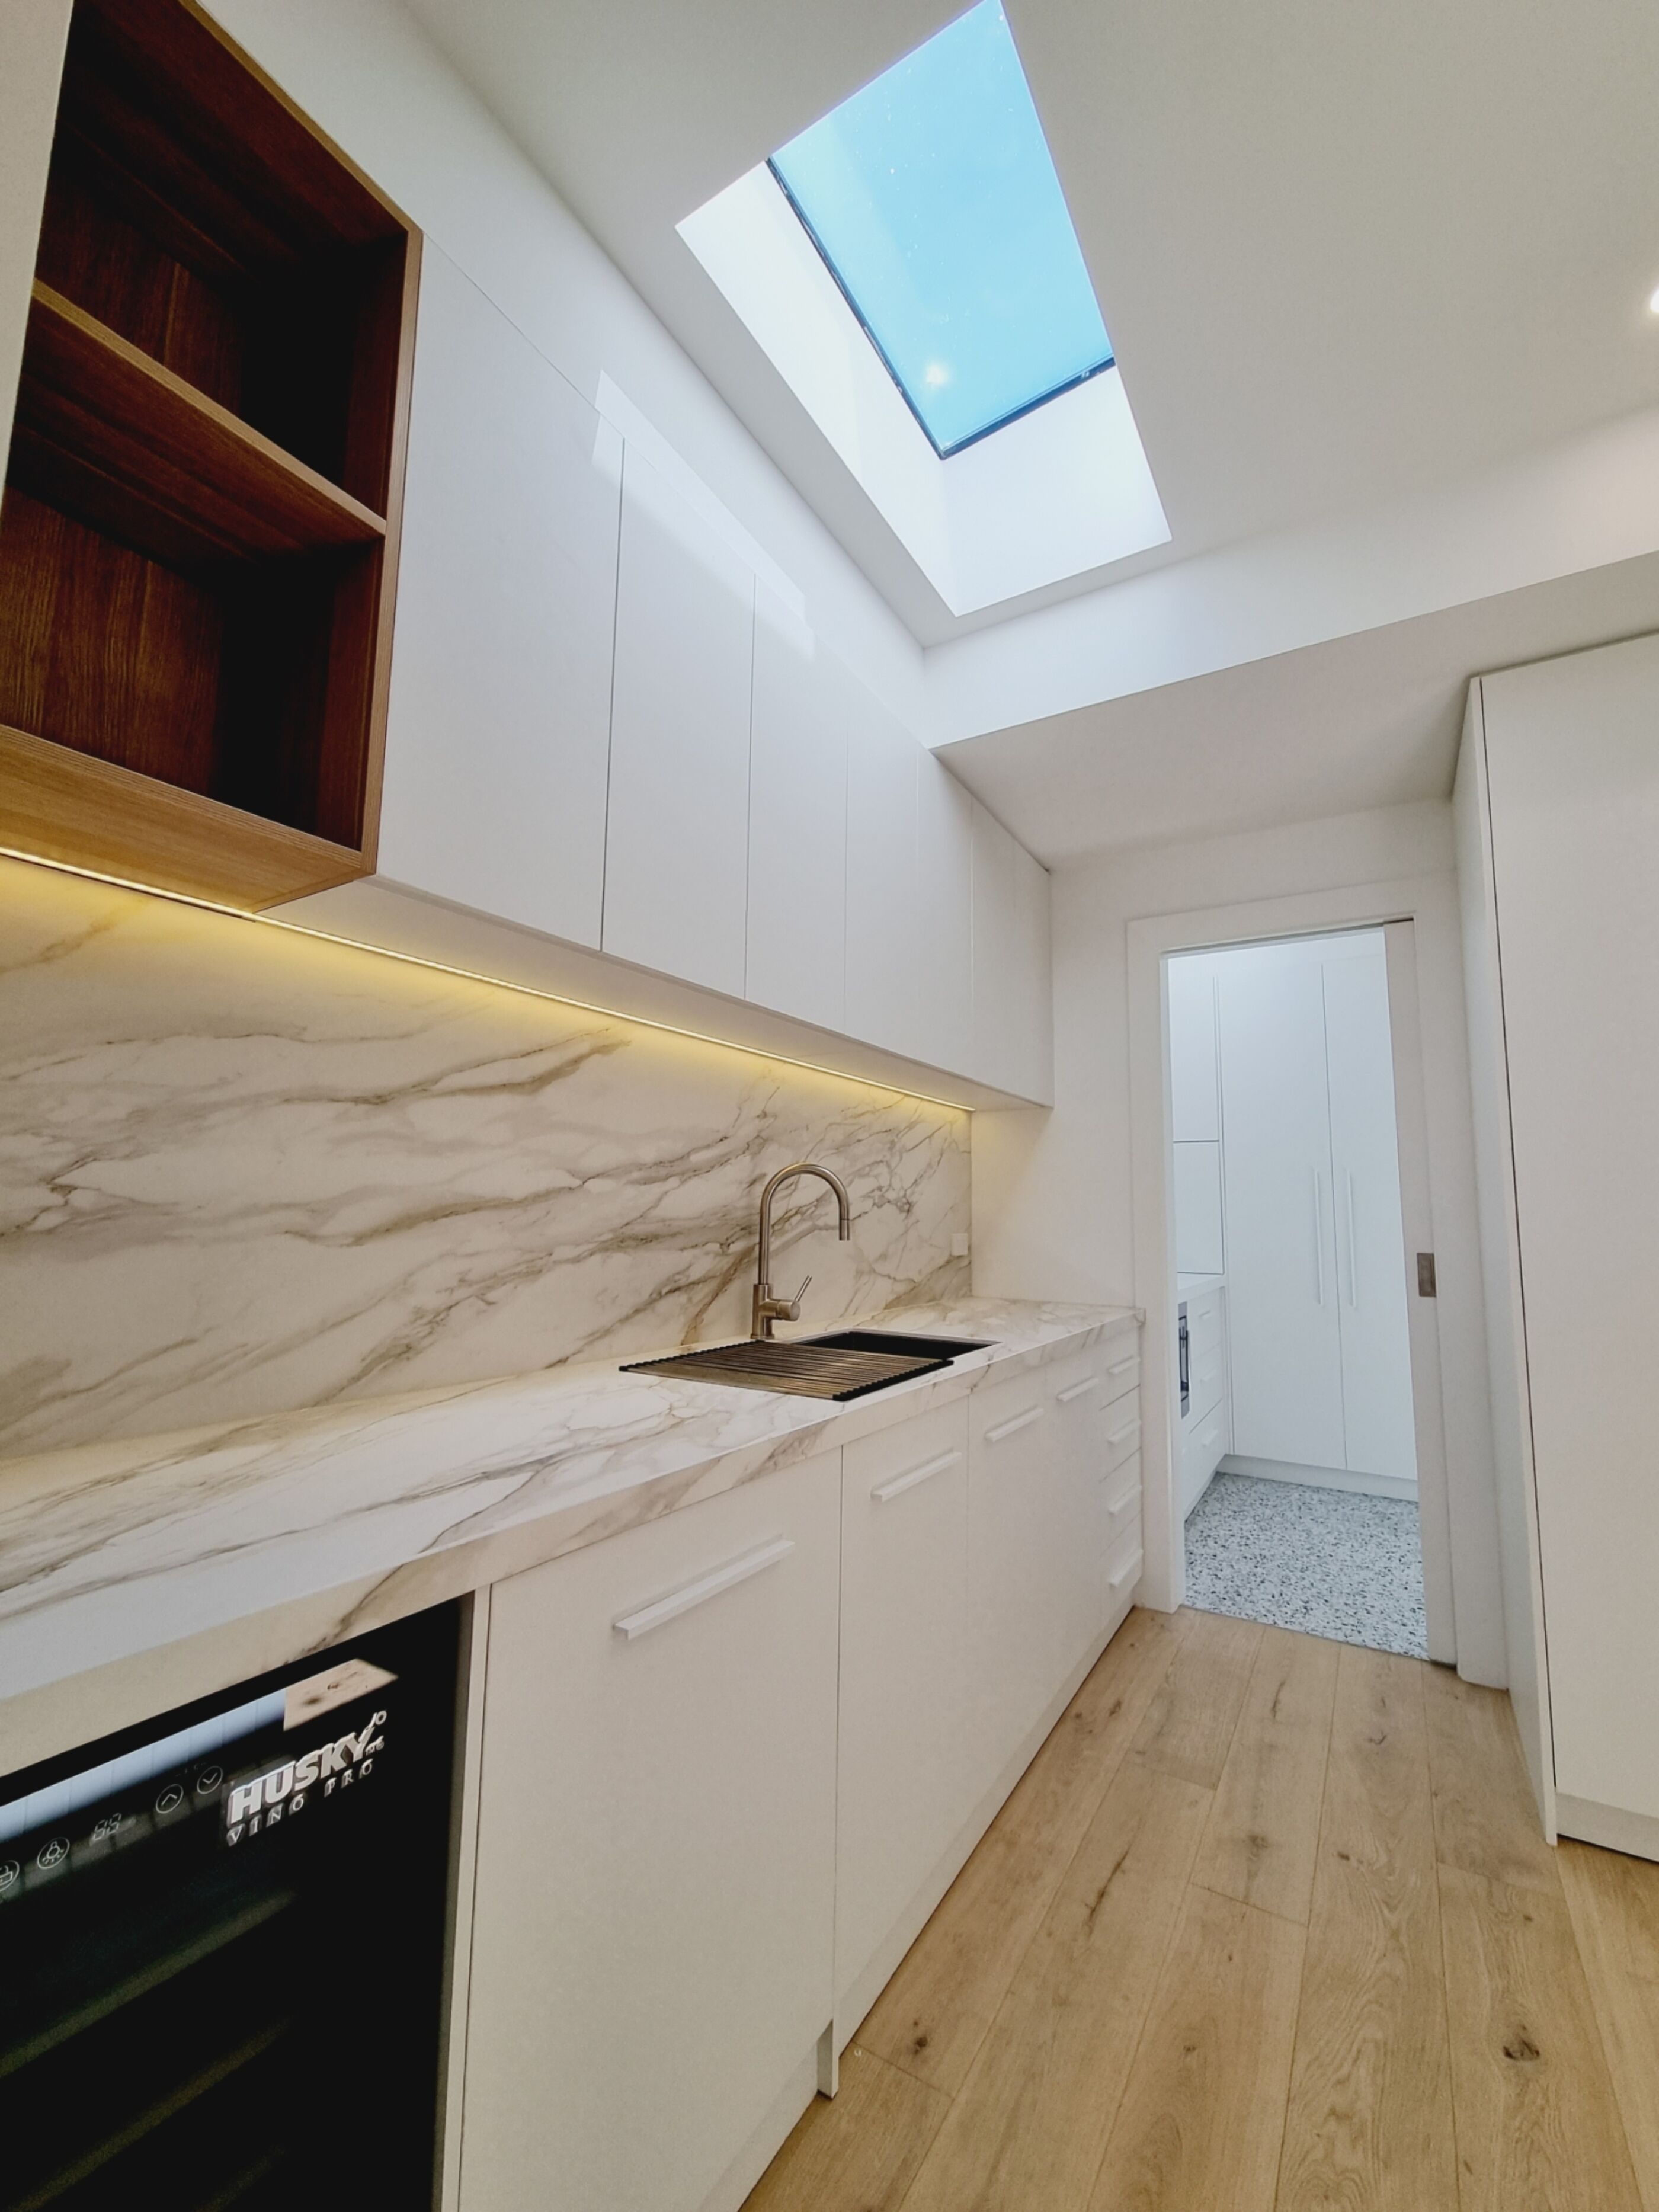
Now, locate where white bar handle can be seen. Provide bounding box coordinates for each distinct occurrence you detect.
[613,1538,793,1640]
[1312,1169,1327,1305]
[872,1449,962,1505]
[984,1404,1046,1445]
[1107,1355,1138,1379]
[1107,1416,1141,1449]
[1346,1171,1358,1308]
[1109,1550,1144,1595]
[1056,1375,1101,1405]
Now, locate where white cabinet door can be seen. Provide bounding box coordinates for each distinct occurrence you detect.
[377,245,620,949]
[745,589,847,1032]
[1219,946,1347,1467]
[461,1457,840,2212]
[844,686,919,1054]
[971,800,1053,1101]
[1167,956,1221,1141]
[1173,1142,1225,1274]
[835,1402,972,2014]
[1481,639,1659,1820]
[1323,949,1417,1482]
[912,753,975,1075]
[967,1368,1074,1798]
[603,447,755,995]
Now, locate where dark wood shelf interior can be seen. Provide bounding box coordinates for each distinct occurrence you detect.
[0,0,417,900]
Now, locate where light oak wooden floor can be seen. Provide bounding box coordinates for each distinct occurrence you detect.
[745,1607,1659,2212]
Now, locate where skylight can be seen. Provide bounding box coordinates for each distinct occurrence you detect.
[768,2,1112,457]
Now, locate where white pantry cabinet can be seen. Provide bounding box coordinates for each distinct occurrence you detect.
[376,245,621,949]
[745,588,848,1032]
[834,1401,973,2024]
[1459,640,1659,1851]
[603,448,756,997]
[460,1455,840,2212]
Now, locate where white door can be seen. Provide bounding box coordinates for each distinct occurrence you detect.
[844,684,919,1055]
[461,1458,839,2212]
[1481,638,1659,1822]
[1218,945,1347,1467]
[1322,947,1418,1482]
[912,751,975,1075]
[377,245,620,949]
[745,588,847,1032]
[603,447,755,995]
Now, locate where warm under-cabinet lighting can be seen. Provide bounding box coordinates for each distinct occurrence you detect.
[0,846,976,1114]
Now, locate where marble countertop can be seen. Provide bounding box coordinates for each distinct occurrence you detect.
[0,1298,1136,1710]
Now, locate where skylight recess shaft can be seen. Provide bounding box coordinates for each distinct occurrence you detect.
[768,1,1112,457]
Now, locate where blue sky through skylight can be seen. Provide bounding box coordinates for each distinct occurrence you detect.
[768,2,1112,457]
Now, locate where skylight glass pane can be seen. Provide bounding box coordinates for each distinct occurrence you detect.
[769,1,1112,457]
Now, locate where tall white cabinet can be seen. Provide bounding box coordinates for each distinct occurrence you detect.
[1209,934,1417,1486]
[1457,638,1659,1853]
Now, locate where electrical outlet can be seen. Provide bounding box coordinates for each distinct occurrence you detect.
[950,1232,971,1259]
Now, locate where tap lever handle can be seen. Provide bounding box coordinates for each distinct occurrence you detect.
[786,1274,812,1319]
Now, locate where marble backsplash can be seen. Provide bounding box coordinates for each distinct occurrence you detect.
[0,858,969,1460]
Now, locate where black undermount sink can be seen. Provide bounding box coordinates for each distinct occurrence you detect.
[620,1329,993,1403]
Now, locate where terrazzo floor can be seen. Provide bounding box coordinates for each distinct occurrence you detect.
[1183,1469,1428,1657]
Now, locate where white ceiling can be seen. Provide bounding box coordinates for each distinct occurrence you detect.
[936,550,1659,862]
[403,0,1659,645]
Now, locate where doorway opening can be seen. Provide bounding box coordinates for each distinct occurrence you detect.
[1165,927,1427,1657]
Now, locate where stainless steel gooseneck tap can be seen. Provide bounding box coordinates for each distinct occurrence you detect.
[751,1161,852,1339]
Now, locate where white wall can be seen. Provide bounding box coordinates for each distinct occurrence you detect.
[972,798,1508,1684]
[196,0,929,741]
[0,0,71,486]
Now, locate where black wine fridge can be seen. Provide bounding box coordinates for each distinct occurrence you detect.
[0,1600,462,2212]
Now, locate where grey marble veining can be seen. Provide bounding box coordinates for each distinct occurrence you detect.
[0,1298,1137,1706]
[0,858,968,1459]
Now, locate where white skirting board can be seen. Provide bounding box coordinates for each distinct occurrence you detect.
[1555,1794,1659,1866]
[1218,1454,1418,1504]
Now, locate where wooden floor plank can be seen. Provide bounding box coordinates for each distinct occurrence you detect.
[1422,1665,1559,1896]
[1275,1644,1460,2212]
[741,2044,949,2212]
[1439,1863,1644,2212]
[1128,1606,1262,1790]
[1191,1624,1338,1926]
[859,1605,1183,2096]
[899,1756,1213,2212]
[1555,1842,1659,2212]
[1087,1886,1304,2212]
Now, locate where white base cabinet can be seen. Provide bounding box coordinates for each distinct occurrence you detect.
[834,1401,973,2022]
[460,1455,839,2212]
[457,1331,1141,2212]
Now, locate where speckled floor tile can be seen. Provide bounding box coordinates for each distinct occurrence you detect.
[1182,1471,1427,1657]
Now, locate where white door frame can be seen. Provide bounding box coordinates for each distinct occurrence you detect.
[1128,873,1504,1681]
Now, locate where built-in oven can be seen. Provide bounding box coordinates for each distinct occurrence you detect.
[0,1600,462,2212]
[1178,1299,1190,1416]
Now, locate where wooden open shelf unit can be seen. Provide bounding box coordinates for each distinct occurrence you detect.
[0,0,419,908]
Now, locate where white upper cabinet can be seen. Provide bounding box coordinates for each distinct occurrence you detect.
[844,681,920,1055]
[377,246,621,949]
[913,751,975,1075]
[745,590,848,1033]
[603,449,755,997]
[1167,956,1221,1141]
[971,799,1053,1101]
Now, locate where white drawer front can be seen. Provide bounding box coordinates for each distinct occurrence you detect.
[1103,1402,1142,1474]
[1100,1343,1140,1409]
[1104,1455,1141,1541]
